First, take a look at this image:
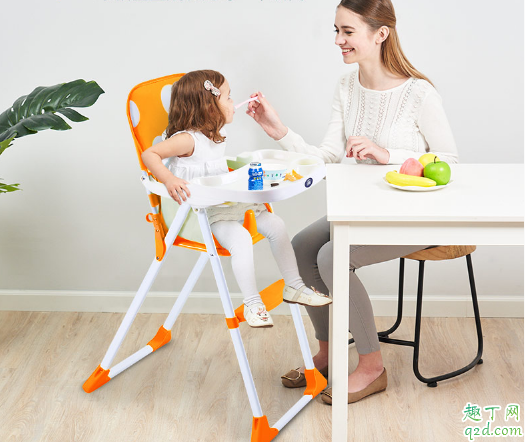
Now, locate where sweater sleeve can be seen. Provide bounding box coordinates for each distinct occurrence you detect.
[386,89,459,165]
[276,82,346,164]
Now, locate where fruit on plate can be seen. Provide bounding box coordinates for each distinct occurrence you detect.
[423,158,451,185]
[399,158,424,177]
[418,153,440,167]
[385,171,437,187]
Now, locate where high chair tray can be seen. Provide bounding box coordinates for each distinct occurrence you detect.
[141,149,326,207]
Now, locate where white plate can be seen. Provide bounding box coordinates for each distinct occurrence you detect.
[383,177,453,192]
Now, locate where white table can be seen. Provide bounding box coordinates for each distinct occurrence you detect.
[326,164,524,441]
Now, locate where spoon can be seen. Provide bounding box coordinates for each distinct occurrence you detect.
[234,94,265,109]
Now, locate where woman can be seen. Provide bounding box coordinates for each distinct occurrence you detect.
[247,0,458,404]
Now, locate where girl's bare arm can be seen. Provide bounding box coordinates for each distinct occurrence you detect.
[141,133,195,204]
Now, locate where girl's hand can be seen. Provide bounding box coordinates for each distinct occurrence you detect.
[246,92,288,140]
[346,136,390,164]
[165,176,191,205]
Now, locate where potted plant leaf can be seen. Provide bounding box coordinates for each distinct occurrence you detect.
[0,79,104,193]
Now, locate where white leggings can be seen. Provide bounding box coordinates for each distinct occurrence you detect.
[210,211,303,299]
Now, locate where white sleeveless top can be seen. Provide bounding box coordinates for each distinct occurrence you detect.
[161,129,266,237]
[164,129,229,180]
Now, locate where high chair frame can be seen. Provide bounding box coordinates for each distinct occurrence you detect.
[83,73,326,442]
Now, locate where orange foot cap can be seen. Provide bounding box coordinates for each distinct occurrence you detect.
[304,367,328,397]
[251,416,278,442]
[148,326,172,351]
[83,365,110,393]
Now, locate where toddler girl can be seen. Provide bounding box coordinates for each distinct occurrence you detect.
[141,70,331,328]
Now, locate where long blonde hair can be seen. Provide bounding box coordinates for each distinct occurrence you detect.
[338,0,434,87]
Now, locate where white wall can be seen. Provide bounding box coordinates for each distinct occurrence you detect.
[0,0,523,307]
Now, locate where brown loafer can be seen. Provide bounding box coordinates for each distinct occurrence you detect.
[320,367,387,405]
[281,365,329,388]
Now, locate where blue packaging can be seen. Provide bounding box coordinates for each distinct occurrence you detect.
[248,162,263,190]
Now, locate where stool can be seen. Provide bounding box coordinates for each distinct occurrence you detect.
[349,246,483,387]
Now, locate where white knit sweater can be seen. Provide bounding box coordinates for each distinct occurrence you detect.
[277,67,458,165]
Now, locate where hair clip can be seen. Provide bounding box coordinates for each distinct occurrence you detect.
[203,80,221,97]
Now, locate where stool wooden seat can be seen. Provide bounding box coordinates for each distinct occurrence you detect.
[403,245,477,261]
[349,245,483,387]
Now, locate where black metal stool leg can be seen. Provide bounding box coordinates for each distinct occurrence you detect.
[379,257,406,337]
[411,255,483,387]
[467,254,484,367]
[350,258,406,346]
[412,260,434,386]
[349,254,484,388]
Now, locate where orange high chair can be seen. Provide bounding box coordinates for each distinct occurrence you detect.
[83,74,326,442]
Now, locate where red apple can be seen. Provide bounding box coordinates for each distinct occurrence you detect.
[399,158,424,177]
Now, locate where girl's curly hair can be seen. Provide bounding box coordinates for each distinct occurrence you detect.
[166,70,226,143]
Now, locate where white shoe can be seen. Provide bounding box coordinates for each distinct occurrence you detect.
[244,302,274,328]
[283,285,332,307]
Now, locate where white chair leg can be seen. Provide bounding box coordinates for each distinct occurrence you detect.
[105,252,210,379]
[273,396,312,431]
[83,202,192,396]
[195,208,264,419]
[289,303,314,370]
[163,252,209,330]
[100,203,192,369]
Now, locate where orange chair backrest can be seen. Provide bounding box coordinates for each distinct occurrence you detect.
[126,73,184,173]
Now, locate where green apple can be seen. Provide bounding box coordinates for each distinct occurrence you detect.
[419,153,440,168]
[424,158,451,185]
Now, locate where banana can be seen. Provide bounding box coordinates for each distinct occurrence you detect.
[385,171,437,187]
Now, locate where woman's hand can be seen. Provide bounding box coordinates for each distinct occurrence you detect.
[246,92,288,140]
[165,175,191,205]
[346,136,390,164]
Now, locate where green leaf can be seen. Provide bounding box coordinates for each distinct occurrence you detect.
[1,126,25,140]
[10,95,27,125]
[0,79,104,142]
[27,83,64,117]
[0,134,16,156]
[56,80,105,108]
[57,108,89,123]
[22,113,71,132]
[0,180,21,193]
[17,86,45,120]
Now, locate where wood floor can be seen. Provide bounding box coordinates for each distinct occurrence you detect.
[0,311,523,442]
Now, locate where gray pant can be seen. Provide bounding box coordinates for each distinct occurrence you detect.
[292,216,429,355]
